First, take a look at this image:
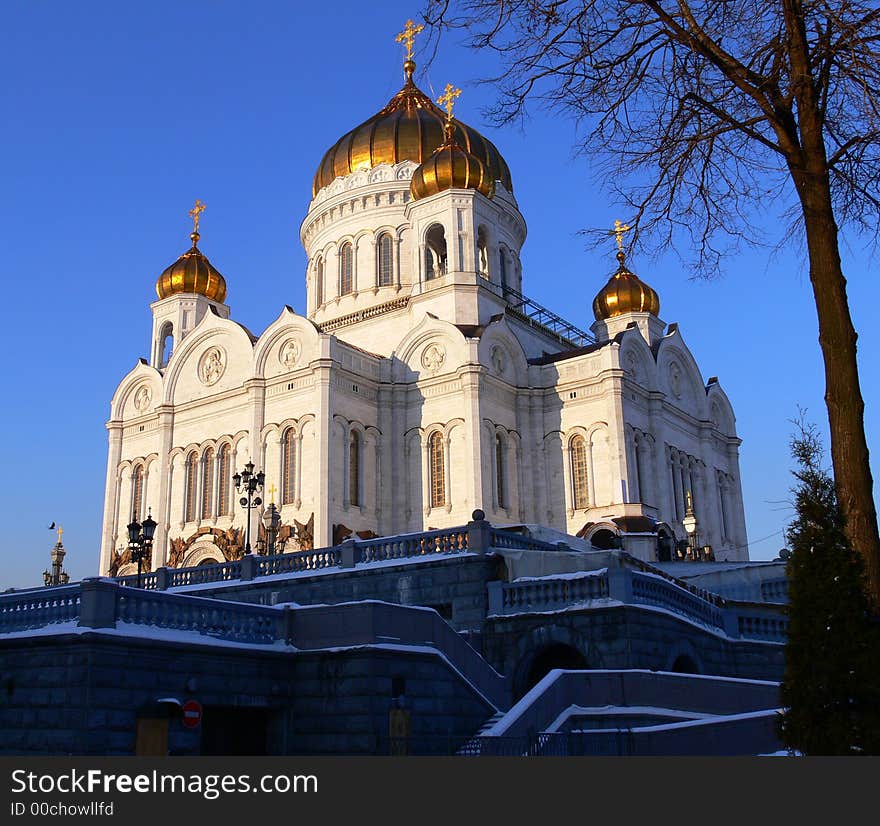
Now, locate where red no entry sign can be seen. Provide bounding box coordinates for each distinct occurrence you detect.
[182,699,202,729]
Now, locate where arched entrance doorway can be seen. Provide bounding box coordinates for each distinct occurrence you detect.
[523,643,588,696]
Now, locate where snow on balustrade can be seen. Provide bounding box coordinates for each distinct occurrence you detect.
[737,613,787,642]
[630,572,724,629]
[494,571,610,616]
[256,547,341,576]
[358,528,468,563]
[489,530,557,552]
[0,586,82,633]
[116,589,282,644]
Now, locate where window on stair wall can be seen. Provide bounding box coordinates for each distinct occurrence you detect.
[425,224,447,280]
[377,233,393,287]
[339,241,354,295]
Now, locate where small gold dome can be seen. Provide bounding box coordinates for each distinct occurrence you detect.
[312,61,511,197]
[410,122,496,201]
[155,232,227,303]
[592,252,660,320]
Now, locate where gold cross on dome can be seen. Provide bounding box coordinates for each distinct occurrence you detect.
[396,18,424,59]
[613,219,631,251]
[57,525,63,544]
[189,199,206,233]
[268,484,277,504]
[437,83,461,121]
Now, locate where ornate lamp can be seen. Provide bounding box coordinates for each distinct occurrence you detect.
[127,510,157,588]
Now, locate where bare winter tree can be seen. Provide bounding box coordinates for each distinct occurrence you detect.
[424,0,880,606]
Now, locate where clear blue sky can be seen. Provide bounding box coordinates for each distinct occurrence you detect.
[1,1,877,589]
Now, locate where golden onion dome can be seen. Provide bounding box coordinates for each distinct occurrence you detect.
[410,121,495,201]
[155,231,227,303]
[312,60,512,197]
[592,251,660,320]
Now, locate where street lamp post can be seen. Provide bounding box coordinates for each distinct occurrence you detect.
[233,460,264,555]
[127,510,157,588]
[262,501,282,554]
[682,491,699,559]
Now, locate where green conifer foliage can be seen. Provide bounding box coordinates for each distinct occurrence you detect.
[779,421,880,754]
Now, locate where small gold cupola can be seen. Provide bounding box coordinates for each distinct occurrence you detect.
[592,221,660,320]
[155,200,227,303]
[410,85,496,201]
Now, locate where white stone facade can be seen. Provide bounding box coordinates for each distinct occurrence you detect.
[100,123,747,577]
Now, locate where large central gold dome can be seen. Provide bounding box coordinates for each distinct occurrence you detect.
[312,60,512,197]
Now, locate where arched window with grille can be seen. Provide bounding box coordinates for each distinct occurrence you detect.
[131,465,144,522]
[315,255,324,308]
[217,444,231,516]
[200,447,215,519]
[429,431,445,509]
[282,428,296,505]
[571,435,589,510]
[495,433,506,509]
[184,451,198,522]
[499,248,509,293]
[349,430,360,506]
[339,242,353,295]
[377,234,393,287]
[477,226,489,278]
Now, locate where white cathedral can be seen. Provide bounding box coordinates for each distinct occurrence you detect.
[99,44,748,578]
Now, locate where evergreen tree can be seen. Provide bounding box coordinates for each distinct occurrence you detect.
[779,420,880,754]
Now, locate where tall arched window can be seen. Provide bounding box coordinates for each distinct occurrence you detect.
[282,428,296,505]
[499,249,509,292]
[131,465,144,521]
[425,224,447,280]
[184,451,198,522]
[349,430,360,506]
[377,234,393,287]
[340,242,354,295]
[571,435,589,510]
[429,431,445,509]
[315,256,324,308]
[200,447,215,519]
[217,444,230,516]
[477,226,489,278]
[495,433,506,509]
[159,322,174,368]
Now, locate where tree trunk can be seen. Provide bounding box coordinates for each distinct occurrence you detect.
[794,165,880,609]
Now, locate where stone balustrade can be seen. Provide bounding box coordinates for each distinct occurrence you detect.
[0,586,82,633]
[488,572,609,616]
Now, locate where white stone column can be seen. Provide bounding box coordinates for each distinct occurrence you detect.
[153,407,174,567]
[314,363,333,548]
[461,366,485,515]
[99,422,124,576]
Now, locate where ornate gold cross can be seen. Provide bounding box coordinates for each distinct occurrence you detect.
[396,19,424,59]
[613,219,631,251]
[189,199,206,233]
[268,484,277,503]
[57,525,63,543]
[437,83,461,121]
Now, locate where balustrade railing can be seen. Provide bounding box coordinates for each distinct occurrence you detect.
[116,589,282,644]
[490,572,609,616]
[358,527,468,563]
[0,586,81,633]
[630,571,725,629]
